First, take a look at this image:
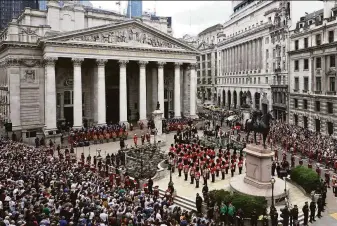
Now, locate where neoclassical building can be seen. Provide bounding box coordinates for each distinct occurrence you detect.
[0,1,198,142]
[195,0,291,118]
[289,1,337,137]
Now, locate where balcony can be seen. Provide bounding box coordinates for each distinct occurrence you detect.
[274,68,282,73]
[271,77,288,86]
[314,90,322,94]
[326,91,336,95]
[293,89,299,92]
[302,90,308,93]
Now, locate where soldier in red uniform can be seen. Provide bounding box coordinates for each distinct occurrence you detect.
[190,164,195,184]
[211,164,216,183]
[183,164,189,181]
[221,162,226,180]
[178,160,183,177]
[216,160,221,177]
[238,159,243,174]
[231,162,235,177]
[225,159,229,174]
[133,134,138,147]
[195,168,201,188]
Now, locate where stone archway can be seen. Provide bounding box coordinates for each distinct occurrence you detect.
[233,90,237,109]
[239,91,244,106]
[222,90,226,107]
[227,90,231,110]
[254,92,260,110]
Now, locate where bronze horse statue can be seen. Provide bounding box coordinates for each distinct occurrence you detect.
[245,110,274,149]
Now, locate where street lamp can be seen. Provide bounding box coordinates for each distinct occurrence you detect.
[270,177,276,211]
[168,162,174,187]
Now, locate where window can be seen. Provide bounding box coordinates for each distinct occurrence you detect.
[273,49,276,58]
[327,102,333,114]
[64,91,71,105]
[303,99,308,110]
[316,34,321,46]
[303,77,309,91]
[294,77,299,90]
[316,77,322,91]
[294,60,299,71]
[330,55,335,67]
[273,62,275,71]
[266,49,269,58]
[304,37,308,48]
[315,101,320,112]
[327,122,333,135]
[283,61,286,70]
[26,131,37,138]
[295,40,299,50]
[265,77,269,84]
[294,114,298,126]
[294,99,298,108]
[304,59,309,70]
[258,77,260,84]
[330,77,336,92]
[329,30,334,43]
[315,119,320,133]
[316,57,321,69]
[303,116,308,129]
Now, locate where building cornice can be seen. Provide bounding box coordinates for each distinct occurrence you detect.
[288,41,337,55]
[217,23,271,48]
[42,41,197,55]
[290,22,337,39]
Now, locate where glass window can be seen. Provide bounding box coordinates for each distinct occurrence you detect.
[304,37,308,48]
[315,119,320,133]
[327,102,333,114]
[304,59,309,70]
[64,91,71,105]
[265,77,268,84]
[327,122,333,135]
[304,77,309,91]
[316,57,321,69]
[316,77,322,91]
[294,99,298,108]
[329,30,334,43]
[303,116,308,129]
[295,40,299,50]
[330,55,335,67]
[294,77,299,90]
[294,114,298,126]
[316,34,321,46]
[303,99,308,109]
[315,101,320,112]
[294,60,299,71]
[266,49,269,59]
[330,77,336,92]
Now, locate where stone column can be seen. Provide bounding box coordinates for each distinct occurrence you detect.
[44,57,57,131]
[96,59,107,125]
[151,67,158,112]
[119,60,128,124]
[252,40,256,70]
[139,61,148,121]
[190,63,197,117]
[174,62,182,118]
[72,58,84,128]
[256,39,260,70]
[60,93,64,119]
[157,62,165,113]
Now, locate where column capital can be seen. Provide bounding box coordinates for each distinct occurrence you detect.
[174,62,183,67]
[138,60,149,67]
[118,60,129,67]
[96,59,108,67]
[72,58,84,66]
[157,61,166,68]
[44,57,58,66]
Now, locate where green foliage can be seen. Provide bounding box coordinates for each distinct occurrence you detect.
[209,189,267,216]
[290,165,321,193]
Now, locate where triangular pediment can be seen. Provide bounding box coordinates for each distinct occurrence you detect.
[41,20,198,53]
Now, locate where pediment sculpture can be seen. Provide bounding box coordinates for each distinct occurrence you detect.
[66,26,181,49]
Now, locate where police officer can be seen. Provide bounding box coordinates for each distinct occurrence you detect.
[250,209,258,226]
[281,206,289,226]
[317,196,323,218]
[271,208,279,226]
[302,201,309,226]
[291,205,299,225]
[309,200,316,223]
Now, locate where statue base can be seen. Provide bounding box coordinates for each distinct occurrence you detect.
[229,144,287,205]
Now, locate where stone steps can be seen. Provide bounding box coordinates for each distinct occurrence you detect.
[159,188,197,212]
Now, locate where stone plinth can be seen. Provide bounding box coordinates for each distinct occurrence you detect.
[152,109,163,136]
[230,144,287,205]
[244,144,274,189]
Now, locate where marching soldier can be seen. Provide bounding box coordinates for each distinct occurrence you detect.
[195,168,201,188]
[225,158,229,174]
[184,164,189,181]
[221,162,226,180]
[211,164,216,183]
[178,160,183,177]
[238,159,243,174]
[231,162,235,177]
[190,164,195,184]
[216,160,221,177]
[203,166,208,185]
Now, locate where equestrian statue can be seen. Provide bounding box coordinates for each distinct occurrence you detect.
[245,110,274,149]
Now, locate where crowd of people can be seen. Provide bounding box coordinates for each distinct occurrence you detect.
[269,121,337,172]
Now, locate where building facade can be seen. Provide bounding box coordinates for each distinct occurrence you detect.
[289,1,337,137]
[0,1,198,142]
[196,0,291,117]
[0,0,39,30]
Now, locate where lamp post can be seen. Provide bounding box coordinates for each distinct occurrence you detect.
[270,177,276,212]
[168,162,173,187]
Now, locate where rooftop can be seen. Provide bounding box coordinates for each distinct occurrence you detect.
[198,24,223,36]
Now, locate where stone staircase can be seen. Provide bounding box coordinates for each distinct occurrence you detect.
[159,188,197,212]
